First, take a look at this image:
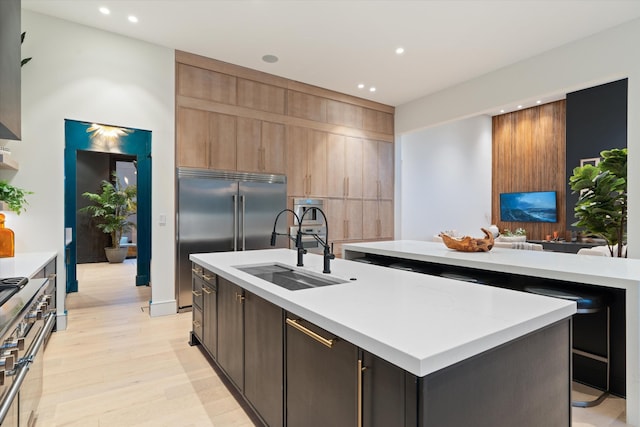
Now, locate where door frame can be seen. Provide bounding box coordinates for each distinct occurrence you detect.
[64,119,152,292]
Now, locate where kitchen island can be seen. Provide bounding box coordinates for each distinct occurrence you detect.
[343,240,640,426]
[191,248,576,427]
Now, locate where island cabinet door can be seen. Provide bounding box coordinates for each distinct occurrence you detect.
[217,277,244,391]
[244,292,284,427]
[361,351,418,427]
[285,315,358,427]
[202,279,217,358]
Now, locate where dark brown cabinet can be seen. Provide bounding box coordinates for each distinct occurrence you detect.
[285,315,358,427]
[244,292,284,427]
[0,0,21,141]
[362,351,417,427]
[217,277,245,391]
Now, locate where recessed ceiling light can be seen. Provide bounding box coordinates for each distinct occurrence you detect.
[517,105,523,109]
[395,47,405,55]
[128,15,139,23]
[357,83,365,89]
[500,109,505,113]
[369,87,376,92]
[262,54,279,63]
[99,7,110,15]
[536,100,542,104]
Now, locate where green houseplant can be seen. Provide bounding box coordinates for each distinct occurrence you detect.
[0,181,32,214]
[79,175,137,263]
[569,148,627,257]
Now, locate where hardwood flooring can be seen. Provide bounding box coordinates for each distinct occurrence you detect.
[37,260,627,426]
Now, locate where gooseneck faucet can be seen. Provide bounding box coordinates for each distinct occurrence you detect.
[298,207,335,274]
[271,208,306,267]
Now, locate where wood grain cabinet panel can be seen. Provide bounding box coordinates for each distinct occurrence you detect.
[288,90,327,122]
[327,134,363,198]
[286,126,327,197]
[177,107,209,168]
[327,199,362,241]
[236,117,262,172]
[327,99,364,129]
[217,277,244,392]
[237,78,286,114]
[363,108,394,135]
[208,112,237,171]
[363,139,394,200]
[262,121,286,174]
[363,200,393,240]
[177,63,236,104]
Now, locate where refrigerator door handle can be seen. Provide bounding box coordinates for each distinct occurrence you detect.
[233,194,238,251]
[240,195,246,251]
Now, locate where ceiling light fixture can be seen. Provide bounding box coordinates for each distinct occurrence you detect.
[99,7,110,15]
[395,47,405,55]
[357,83,365,89]
[500,109,505,113]
[536,100,542,104]
[262,54,279,63]
[517,105,523,109]
[369,87,376,92]
[128,15,139,23]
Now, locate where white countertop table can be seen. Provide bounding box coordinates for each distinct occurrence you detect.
[0,252,57,278]
[191,248,575,378]
[343,240,640,426]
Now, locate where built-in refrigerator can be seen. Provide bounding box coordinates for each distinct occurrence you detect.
[176,168,287,310]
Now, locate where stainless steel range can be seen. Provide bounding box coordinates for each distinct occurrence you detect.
[0,276,56,427]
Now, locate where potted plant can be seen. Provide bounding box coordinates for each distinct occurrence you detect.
[569,148,627,257]
[79,175,137,263]
[0,181,32,214]
[498,227,527,242]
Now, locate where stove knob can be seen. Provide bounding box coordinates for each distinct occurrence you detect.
[0,354,14,371]
[1,337,24,351]
[26,309,43,322]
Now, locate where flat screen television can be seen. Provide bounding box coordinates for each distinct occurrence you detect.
[499,191,557,223]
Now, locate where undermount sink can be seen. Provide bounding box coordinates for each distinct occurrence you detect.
[236,263,347,291]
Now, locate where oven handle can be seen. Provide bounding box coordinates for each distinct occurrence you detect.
[0,313,56,424]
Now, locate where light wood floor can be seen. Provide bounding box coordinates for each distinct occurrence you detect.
[37,260,627,426]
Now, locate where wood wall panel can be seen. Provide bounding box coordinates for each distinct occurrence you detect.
[288,91,327,122]
[492,100,566,241]
[363,108,394,135]
[327,100,364,129]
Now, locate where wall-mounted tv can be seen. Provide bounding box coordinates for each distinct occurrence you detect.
[499,191,557,223]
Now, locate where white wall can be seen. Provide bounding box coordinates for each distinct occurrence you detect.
[6,10,177,323]
[396,17,640,260]
[397,116,492,241]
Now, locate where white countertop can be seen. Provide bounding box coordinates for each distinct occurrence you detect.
[0,252,57,278]
[343,240,640,290]
[191,248,575,377]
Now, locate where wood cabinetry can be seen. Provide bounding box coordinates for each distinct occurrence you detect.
[286,315,358,427]
[190,265,217,358]
[217,277,244,391]
[363,200,393,240]
[0,0,21,141]
[244,291,284,427]
[237,118,286,174]
[362,351,417,427]
[327,134,363,198]
[363,139,394,200]
[327,199,363,241]
[177,107,236,170]
[287,126,327,197]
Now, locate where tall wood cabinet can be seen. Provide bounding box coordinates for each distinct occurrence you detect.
[176,52,395,247]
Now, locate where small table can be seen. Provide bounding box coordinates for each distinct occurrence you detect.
[527,240,602,254]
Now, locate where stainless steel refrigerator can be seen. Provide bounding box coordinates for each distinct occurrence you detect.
[176,168,287,310]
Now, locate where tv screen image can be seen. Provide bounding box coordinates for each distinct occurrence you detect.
[499,191,557,223]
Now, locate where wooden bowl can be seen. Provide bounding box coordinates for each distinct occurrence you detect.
[439,228,495,252]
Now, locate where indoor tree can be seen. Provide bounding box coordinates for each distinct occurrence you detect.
[569,148,627,257]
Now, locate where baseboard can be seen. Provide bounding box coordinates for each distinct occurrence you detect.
[149,299,178,317]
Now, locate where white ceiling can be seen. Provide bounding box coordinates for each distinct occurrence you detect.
[21,0,640,107]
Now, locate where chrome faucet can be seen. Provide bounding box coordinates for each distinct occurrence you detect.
[271,208,306,267]
[298,207,335,274]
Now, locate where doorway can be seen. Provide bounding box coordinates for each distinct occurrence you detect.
[64,119,151,292]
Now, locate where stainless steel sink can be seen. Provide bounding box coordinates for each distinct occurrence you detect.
[236,264,347,291]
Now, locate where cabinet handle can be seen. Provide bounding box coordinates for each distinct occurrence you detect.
[377,219,381,237]
[286,318,334,348]
[192,320,201,328]
[377,180,381,198]
[202,273,214,281]
[191,290,202,297]
[357,359,368,427]
[191,267,203,275]
[202,287,212,295]
[235,292,245,302]
[346,177,350,197]
[308,175,312,195]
